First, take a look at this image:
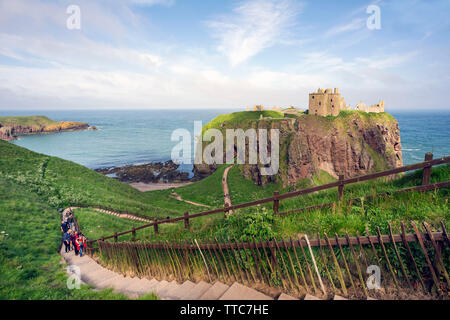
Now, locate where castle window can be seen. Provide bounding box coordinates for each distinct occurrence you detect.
[312,96,315,99]
[319,102,321,106]
[331,99,333,102]
[332,105,334,108]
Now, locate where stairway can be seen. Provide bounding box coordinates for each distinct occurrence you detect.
[61,249,334,300]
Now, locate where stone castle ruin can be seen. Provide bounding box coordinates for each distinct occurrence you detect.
[354,100,385,113]
[244,88,385,117]
[309,88,385,116]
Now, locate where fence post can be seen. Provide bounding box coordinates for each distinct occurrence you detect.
[131,227,136,242]
[422,152,433,185]
[224,203,230,219]
[184,212,190,230]
[114,233,118,243]
[273,191,280,215]
[154,222,159,234]
[338,175,345,201]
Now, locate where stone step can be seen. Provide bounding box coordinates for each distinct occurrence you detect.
[78,262,104,276]
[82,268,118,286]
[114,278,146,298]
[165,280,196,300]
[198,282,230,300]
[303,294,322,300]
[123,278,159,296]
[157,280,178,297]
[94,275,124,290]
[333,295,348,300]
[151,279,169,295]
[278,293,298,300]
[180,281,212,300]
[219,282,273,301]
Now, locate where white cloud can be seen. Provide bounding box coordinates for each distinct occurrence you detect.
[324,18,366,37]
[207,0,302,66]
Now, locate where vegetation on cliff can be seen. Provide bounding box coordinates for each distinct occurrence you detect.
[0,140,198,218]
[0,139,448,298]
[195,110,403,187]
[0,116,91,141]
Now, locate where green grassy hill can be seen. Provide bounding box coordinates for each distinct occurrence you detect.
[0,139,448,299]
[0,140,198,218]
[0,115,59,127]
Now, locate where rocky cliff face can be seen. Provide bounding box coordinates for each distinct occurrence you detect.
[193,111,402,187]
[0,122,91,141]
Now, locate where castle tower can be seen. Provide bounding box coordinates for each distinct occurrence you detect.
[309,87,344,116]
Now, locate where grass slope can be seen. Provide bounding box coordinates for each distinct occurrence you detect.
[0,140,198,219]
[0,177,158,299]
[78,165,449,244]
[0,116,59,127]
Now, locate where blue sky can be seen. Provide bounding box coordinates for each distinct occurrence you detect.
[0,0,449,110]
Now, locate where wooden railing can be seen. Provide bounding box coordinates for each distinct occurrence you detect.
[85,153,449,244]
[94,221,450,299]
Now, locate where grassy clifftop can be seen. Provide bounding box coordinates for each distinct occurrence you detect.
[0,115,60,127]
[196,110,403,187]
[0,116,91,141]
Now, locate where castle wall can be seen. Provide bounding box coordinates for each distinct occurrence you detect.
[309,88,385,116]
[309,88,343,116]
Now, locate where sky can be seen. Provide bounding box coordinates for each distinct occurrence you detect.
[0,0,449,111]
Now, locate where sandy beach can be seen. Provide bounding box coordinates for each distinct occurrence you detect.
[127,182,193,192]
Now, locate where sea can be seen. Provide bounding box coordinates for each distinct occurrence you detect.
[1,109,449,173]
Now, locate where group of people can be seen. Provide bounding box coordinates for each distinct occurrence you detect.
[61,210,86,257]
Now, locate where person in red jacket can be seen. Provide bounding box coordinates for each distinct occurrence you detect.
[77,234,86,257]
[71,231,79,255]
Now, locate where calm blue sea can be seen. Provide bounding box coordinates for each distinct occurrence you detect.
[1,109,449,171]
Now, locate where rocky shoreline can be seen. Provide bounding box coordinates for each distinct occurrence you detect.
[0,121,96,141]
[95,160,195,184]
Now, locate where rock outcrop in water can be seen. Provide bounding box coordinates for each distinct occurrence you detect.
[193,111,403,187]
[96,160,191,183]
[0,116,92,141]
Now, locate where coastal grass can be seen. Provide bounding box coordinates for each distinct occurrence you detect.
[0,176,144,300]
[0,115,59,127]
[78,165,449,244]
[202,111,285,132]
[0,140,199,219]
[152,165,229,209]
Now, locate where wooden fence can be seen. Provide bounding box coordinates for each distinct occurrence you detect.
[92,221,450,299]
[86,153,450,244]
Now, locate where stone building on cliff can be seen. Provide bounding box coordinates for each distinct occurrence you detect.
[309,88,350,116]
[355,100,385,113]
[309,88,385,116]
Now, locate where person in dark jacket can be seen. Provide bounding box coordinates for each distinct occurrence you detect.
[63,231,71,253]
[61,221,70,233]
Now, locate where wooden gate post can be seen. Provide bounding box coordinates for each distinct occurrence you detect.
[422,152,433,185]
[338,175,345,201]
[153,222,159,234]
[273,191,280,215]
[114,233,118,243]
[184,212,190,230]
[131,227,136,242]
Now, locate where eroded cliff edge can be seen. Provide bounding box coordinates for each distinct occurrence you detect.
[193,111,402,187]
[0,116,94,141]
